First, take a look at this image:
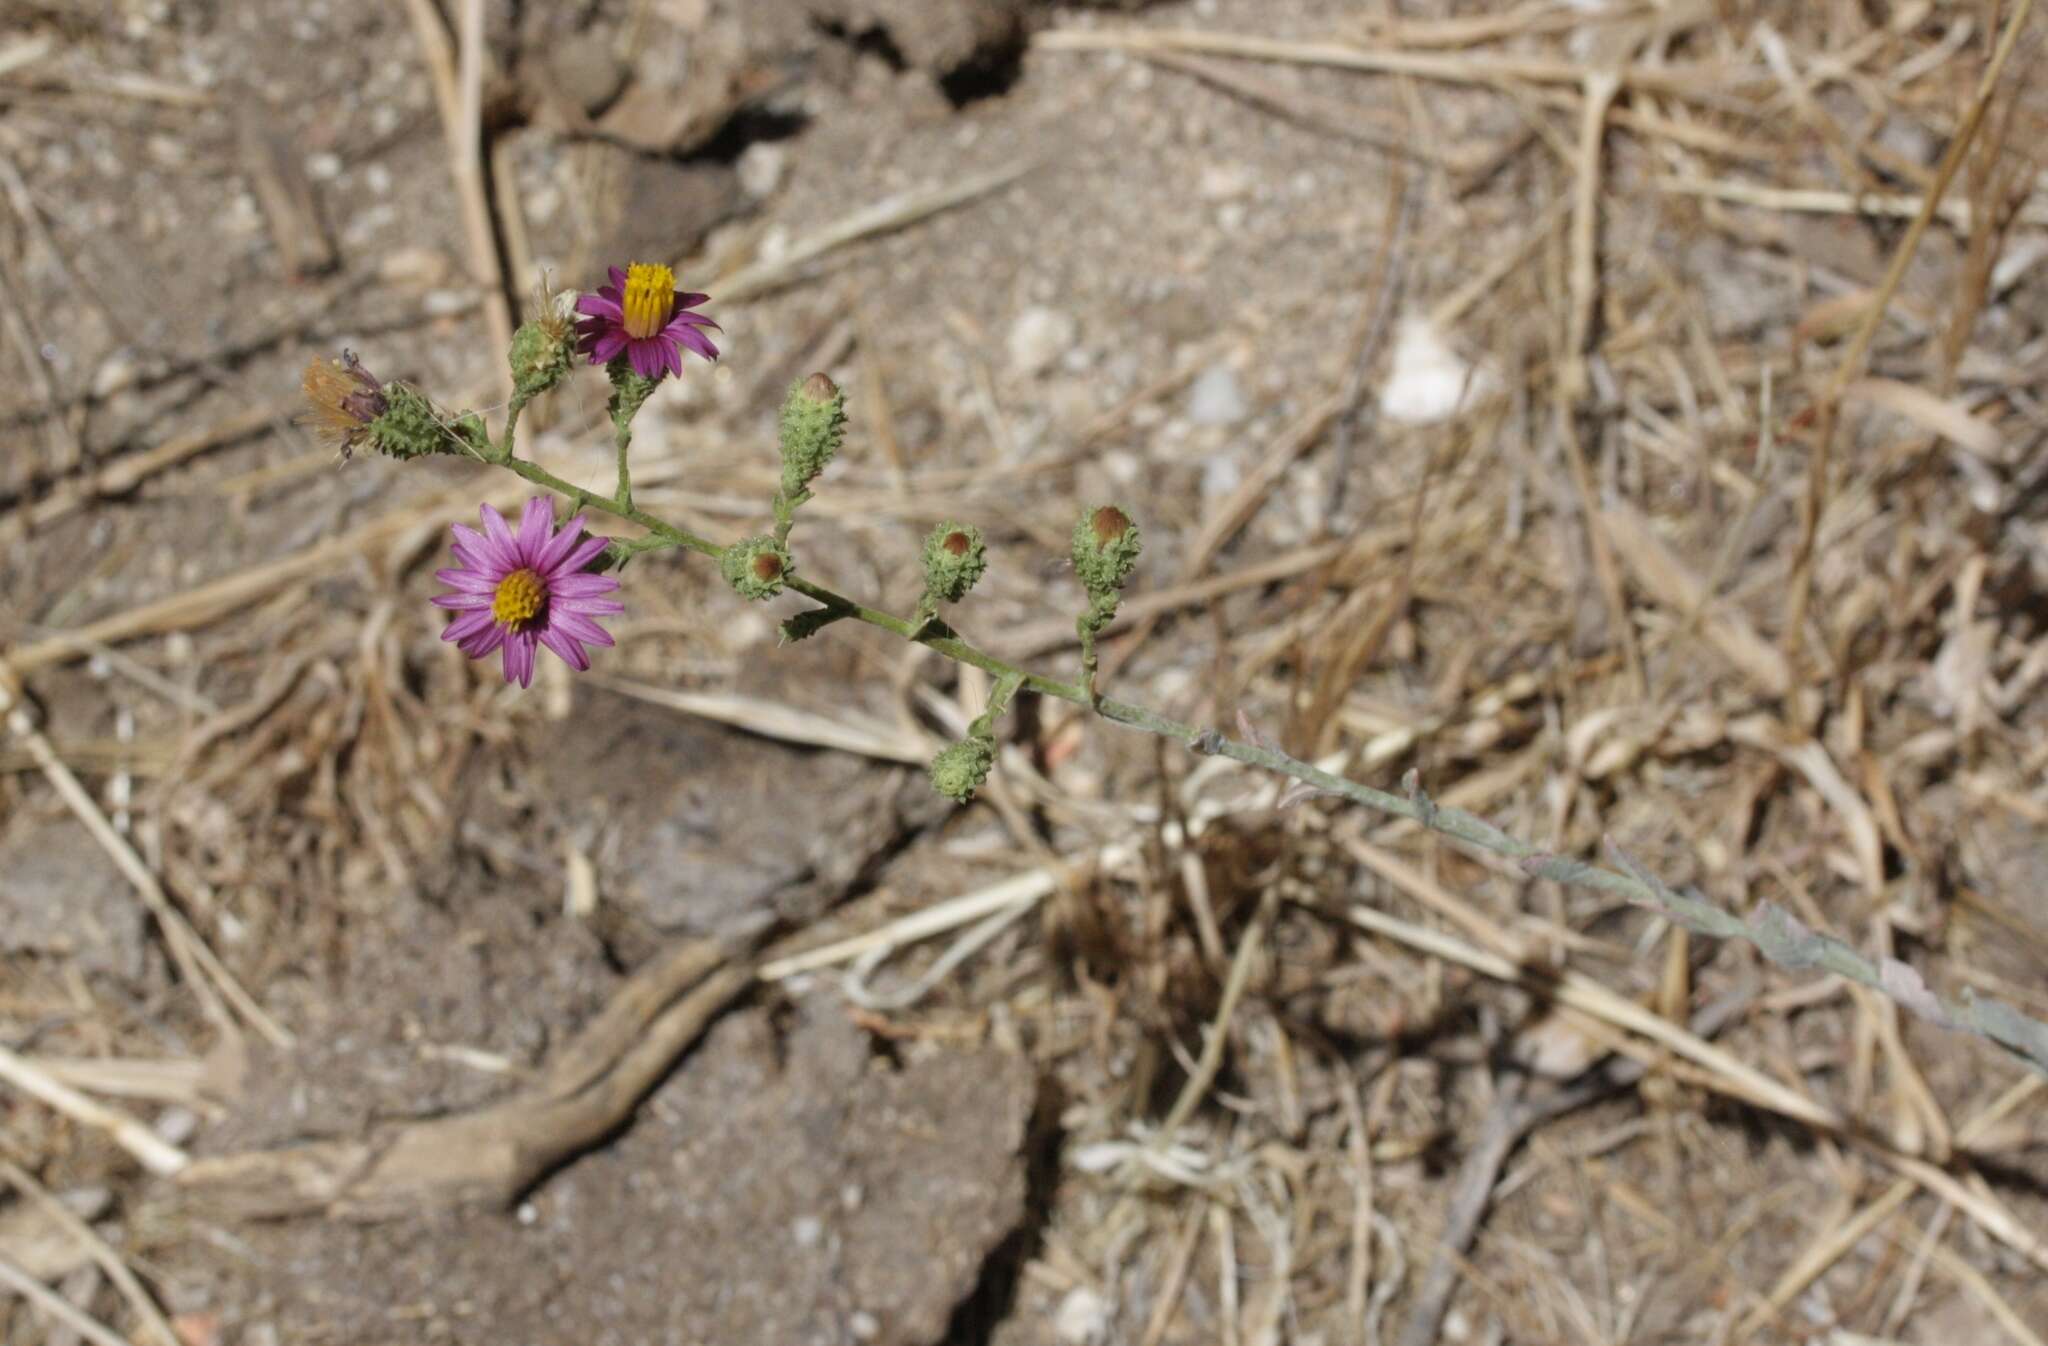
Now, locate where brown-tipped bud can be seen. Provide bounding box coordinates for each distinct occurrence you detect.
[780,373,848,495]
[921,521,987,605]
[721,535,794,600]
[1072,503,1142,598]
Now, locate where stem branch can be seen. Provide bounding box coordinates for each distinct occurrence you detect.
[476,444,2048,1084]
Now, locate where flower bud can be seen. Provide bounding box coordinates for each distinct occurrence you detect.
[366,382,462,460]
[778,372,847,496]
[1070,503,1141,597]
[720,534,794,601]
[920,522,987,605]
[509,319,574,399]
[929,736,995,804]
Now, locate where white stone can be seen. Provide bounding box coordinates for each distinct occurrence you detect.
[1379,315,1495,425]
[1007,306,1076,378]
[1199,162,1253,200]
[1054,1287,1111,1344]
[737,142,787,198]
[1186,365,1248,426]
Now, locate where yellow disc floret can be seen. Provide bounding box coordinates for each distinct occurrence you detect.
[621,262,677,340]
[492,568,546,629]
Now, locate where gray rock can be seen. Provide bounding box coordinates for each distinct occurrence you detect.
[813,0,1025,82]
[0,815,145,980]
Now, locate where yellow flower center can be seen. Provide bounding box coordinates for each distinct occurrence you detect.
[491,568,545,629]
[621,262,676,340]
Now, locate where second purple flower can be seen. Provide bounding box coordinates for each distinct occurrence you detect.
[574,262,720,381]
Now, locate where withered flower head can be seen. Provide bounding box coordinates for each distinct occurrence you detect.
[300,350,389,459]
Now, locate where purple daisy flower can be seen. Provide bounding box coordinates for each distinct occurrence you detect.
[574,262,720,380]
[432,499,623,688]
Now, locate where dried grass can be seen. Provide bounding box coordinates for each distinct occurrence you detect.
[5,2,2048,1344]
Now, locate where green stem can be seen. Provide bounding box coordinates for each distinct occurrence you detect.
[497,393,530,461]
[771,485,803,544]
[494,445,1612,854]
[1077,617,1100,707]
[477,447,2048,1083]
[613,417,634,511]
[970,670,1025,740]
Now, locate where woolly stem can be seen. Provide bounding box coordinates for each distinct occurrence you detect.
[485,435,2048,1084]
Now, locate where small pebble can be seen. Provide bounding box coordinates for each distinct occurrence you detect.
[1007,307,1076,379]
[154,1107,199,1146]
[1186,365,1247,426]
[1198,162,1253,201]
[1054,1287,1110,1344]
[737,143,787,198]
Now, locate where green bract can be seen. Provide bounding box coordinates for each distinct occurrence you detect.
[366,383,459,460]
[607,359,660,429]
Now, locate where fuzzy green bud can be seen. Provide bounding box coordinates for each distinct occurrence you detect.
[721,535,793,601]
[607,359,660,428]
[1071,504,1141,599]
[509,319,574,399]
[929,736,996,804]
[365,383,460,460]
[778,373,847,497]
[920,522,988,606]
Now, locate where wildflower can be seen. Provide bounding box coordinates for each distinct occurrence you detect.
[574,262,719,380]
[299,351,389,458]
[433,499,622,688]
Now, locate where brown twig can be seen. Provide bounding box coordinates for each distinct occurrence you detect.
[176,935,753,1219]
[399,0,513,388]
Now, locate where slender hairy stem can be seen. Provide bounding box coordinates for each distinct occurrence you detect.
[612,417,634,510]
[1077,618,1100,706]
[485,430,2048,1083]
[498,393,529,461]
